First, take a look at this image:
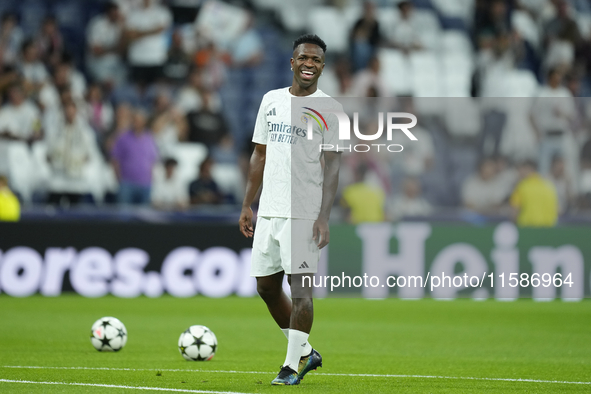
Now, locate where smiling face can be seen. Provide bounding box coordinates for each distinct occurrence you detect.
[290,43,325,91]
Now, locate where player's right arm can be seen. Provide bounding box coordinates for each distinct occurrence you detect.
[239,144,266,238]
[239,94,270,238]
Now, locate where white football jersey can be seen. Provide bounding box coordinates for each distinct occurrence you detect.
[252,87,342,220]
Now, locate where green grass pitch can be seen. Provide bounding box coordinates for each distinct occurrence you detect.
[0,295,590,393]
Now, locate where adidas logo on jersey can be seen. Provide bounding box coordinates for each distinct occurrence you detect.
[299,261,309,269]
[267,107,277,117]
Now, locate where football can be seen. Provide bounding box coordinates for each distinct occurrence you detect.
[90,316,128,352]
[178,325,217,361]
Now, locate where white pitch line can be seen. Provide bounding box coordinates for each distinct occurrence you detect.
[2,365,590,386]
[0,379,250,394]
[2,366,265,374]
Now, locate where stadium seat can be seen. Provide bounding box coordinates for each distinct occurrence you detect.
[211,163,245,203]
[378,48,412,96]
[317,66,340,97]
[442,52,474,97]
[576,14,591,41]
[376,7,400,40]
[307,7,351,53]
[442,52,474,75]
[443,70,472,97]
[7,142,34,202]
[343,2,363,28]
[413,97,445,116]
[440,30,473,56]
[430,0,474,24]
[279,0,322,33]
[444,97,481,138]
[414,9,441,33]
[173,142,209,186]
[483,69,539,98]
[414,9,442,50]
[410,51,443,97]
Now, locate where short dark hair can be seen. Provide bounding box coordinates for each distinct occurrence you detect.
[21,39,35,53]
[1,12,18,23]
[164,158,178,167]
[519,159,538,169]
[551,154,564,165]
[61,52,74,65]
[398,1,412,10]
[547,66,562,79]
[42,15,57,25]
[199,156,214,173]
[105,1,119,12]
[293,34,327,54]
[477,156,495,170]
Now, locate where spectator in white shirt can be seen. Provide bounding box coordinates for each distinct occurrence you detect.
[0,83,42,143]
[0,12,24,65]
[39,62,79,112]
[46,100,99,207]
[174,68,222,116]
[531,67,576,176]
[85,83,114,155]
[115,0,143,16]
[493,155,518,201]
[60,53,87,99]
[151,91,188,157]
[387,1,423,54]
[124,0,172,85]
[548,155,575,213]
[0,83,41,174]
[151,157,188,210]
[19,39,49,95]
[34,15,64,68]
[351,56,390,97]
[86,2,125,87]
[462,157,506,214]
[175,68,204,115]
[387,177,432,221]
[229,14,263,67]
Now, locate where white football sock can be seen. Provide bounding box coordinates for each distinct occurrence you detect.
[281,328,289,340]
[283,329,309,371]
[281,328,313,356]
[301,339,313,357]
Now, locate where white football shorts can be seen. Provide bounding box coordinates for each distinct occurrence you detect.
[250,217,320,277]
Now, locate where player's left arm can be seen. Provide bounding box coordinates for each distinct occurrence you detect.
[313,151,341,249]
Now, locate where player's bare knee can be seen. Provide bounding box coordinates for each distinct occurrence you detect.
[256,279,282,301]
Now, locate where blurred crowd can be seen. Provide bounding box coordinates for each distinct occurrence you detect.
[0,0,590,226]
